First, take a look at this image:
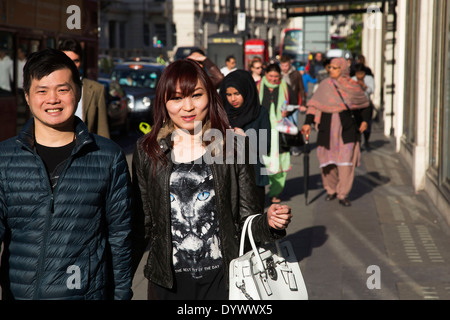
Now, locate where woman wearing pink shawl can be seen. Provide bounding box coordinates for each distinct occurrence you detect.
[301,58,370,207]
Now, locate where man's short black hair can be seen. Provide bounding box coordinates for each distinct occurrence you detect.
[23,48,82,101]
[225,55,236,62]
[58,38,83,58]
[191,48,205,56]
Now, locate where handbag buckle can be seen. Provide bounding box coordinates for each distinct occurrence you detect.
[266,257,277,280]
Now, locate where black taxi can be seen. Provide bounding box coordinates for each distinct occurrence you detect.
[111,60,165,126]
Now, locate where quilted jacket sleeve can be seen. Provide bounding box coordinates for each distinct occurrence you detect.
[105,149,133,300]
[0,178,5,247]
[236,161,286,243]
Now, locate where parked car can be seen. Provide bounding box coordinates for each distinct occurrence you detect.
[98,77,130,135]
[125,56,157,63]
[110,61,165,127]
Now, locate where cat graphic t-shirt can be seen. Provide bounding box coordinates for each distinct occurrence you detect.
[163,160,227,299]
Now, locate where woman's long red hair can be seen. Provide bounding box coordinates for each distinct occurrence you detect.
[141,59,230,168]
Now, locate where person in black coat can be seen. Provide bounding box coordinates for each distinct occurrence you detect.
[132,60,292,300]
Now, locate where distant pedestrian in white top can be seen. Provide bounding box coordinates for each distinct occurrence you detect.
[0,45,13,94]
[16,46,27,90]
[352,62,375,150]
[220,55,237,76]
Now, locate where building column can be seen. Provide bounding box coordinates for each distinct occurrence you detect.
[412,0,433,191]
[391,0,406,146]
[362,6,384,123]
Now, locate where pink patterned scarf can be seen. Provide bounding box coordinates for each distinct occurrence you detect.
[307,58,369,123]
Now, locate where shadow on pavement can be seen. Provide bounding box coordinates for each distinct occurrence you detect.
[284,226,328,263]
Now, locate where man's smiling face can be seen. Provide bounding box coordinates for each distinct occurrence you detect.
[25,68,78,130]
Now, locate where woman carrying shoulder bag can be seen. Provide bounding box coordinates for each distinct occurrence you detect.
[301,57,371,207]
[131,59,292,300]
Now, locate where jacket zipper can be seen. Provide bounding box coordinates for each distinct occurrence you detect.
[17,126,87,299]
[31,146,76,299]
[32,161,55,299]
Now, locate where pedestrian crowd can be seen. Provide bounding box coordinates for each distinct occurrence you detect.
[0,45,373,300]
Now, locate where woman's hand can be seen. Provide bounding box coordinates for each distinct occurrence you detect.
[301,124,311,136]
[267,204,292,230]
[233,127,246,136]
[359,121,368,133]
[186,52,206,63]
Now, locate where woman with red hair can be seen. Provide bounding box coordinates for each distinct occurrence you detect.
[301,57,371,207]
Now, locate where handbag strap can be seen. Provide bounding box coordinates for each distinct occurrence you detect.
[239,214,259,256]
[331,80,351,112]
[239,214,265,271]
[332,80,359,129]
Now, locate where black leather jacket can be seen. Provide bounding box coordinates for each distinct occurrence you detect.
[132,133,285,289]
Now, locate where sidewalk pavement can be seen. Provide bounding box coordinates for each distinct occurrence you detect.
[283,121,450,300]
[131,121,450,300]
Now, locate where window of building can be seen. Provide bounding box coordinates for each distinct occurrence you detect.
[144,23,150,47]
[109,21,116,48]
[46,38,55,49]
[155,24,166,47]
[171,23,177,48]
[430,0,445,170]
[430,0,450,198]
[119,22,126,49]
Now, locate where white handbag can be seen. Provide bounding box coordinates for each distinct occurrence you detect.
[229,215,308,300]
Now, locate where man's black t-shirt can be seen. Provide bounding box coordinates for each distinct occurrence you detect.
[35,140,75,190]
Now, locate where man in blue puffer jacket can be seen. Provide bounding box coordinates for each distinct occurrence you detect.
[0,49,133,300]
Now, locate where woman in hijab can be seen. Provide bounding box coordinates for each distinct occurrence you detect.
[301,57,371,207]
[257,63,297,204]
[220,69,271,207]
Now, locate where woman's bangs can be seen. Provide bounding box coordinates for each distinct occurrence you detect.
[165,65,198,101]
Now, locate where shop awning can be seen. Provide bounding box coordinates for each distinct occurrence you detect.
[272,0,388,17]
